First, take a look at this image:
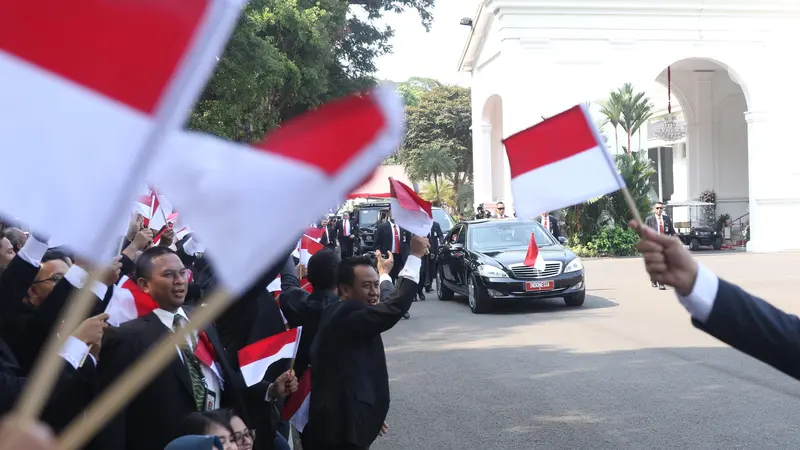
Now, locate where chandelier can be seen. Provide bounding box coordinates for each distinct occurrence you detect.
[655,66,686,143]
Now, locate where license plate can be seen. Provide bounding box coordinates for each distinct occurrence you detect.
[525,280,554,291]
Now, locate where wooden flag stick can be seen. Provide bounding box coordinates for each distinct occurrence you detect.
[14,268,105,422]
[620,186,644,227]
[56,287,233,450]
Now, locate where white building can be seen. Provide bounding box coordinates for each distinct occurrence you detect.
[459,0,800,252]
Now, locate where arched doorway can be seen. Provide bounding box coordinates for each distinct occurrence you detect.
[475,94,511,214]
[647,58,750,243]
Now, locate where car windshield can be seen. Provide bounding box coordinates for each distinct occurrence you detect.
[358,209,381,228]
[469,221,555,251]
[432,208,455,234]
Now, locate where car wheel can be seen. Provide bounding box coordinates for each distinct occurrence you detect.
[690,238,700,251]
[564,291,585,307]
[468,274,490,314]
[713,236,723,250]
[436,268,454,300]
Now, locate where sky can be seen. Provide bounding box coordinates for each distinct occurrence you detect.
[373,0,478,86]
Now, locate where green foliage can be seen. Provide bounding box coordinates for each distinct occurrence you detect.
[396,77,442,106]
[607,151,656,225]
[599,83,653,154]
[188,0,436,142]
[400,84,472,201]
[574,226,640,257]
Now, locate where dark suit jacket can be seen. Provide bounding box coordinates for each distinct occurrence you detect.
[692,279,800,380]
[319,226,335,248]
[536,215,561,238]
[375,221,411,257]
[305,277,417,449]
[335,219,357,245]
[379,279,393,303]
[278,258,339,381]
[94,311,247,450]
[645,214,676,236]
[428,221,443,256]
[0,252,41,343]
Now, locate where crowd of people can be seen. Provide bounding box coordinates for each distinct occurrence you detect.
[0,213,429,450]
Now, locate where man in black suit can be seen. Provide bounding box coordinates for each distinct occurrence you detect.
[644,201,675,290]
[635,221,800,381]
[425,220,444,294]
[336,212,357,258]
[536,212,561,238]
[303,235,428,450]
[95,246,256,450]
[319,218,336,249]
[374,210,411,283]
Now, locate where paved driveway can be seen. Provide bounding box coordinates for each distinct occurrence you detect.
[374,252,800,450]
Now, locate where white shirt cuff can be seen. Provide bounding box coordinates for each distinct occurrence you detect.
[379,273,392,285]
[64,265,108,299]
[398,255,422,284]
[675,263,719,323]
[59,335,91,370]
[17,235,49,267]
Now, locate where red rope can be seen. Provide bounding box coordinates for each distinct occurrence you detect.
[667,66,672,114]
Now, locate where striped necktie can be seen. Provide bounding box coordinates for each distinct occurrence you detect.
[173,315,205,411]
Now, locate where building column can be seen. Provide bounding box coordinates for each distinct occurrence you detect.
[692,70,715,198]
[741,111,800,252]
[671,142,688,201]
[472,123,493,208]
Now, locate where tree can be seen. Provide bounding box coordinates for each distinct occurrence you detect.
[420,178,456,208]
[189,0,436,141]
[406,145,456,204]
[396,76,442,106]
[617,83,653,155]
[401,84,472,202]
[599,92,623,154]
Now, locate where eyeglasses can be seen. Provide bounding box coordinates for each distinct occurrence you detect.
[497,208,505,211]
[654,207,664,210]
[31,274,64,285]
[232,429,255,445]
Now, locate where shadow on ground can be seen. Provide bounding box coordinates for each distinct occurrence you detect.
[376,344,800,450]
[446,293,617,316]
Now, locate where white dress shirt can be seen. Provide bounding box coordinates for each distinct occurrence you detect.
[675,263,720,323]
[344,220,350,236]
[152,307,223,409]
[389,221,400,254]
[63,264,109,300]
[379,255,422,286]
[58,336,94,369]
[17,235,48,268]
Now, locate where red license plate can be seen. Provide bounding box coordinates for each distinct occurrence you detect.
[525,280,554,291]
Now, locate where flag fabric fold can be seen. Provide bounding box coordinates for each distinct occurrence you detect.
[0,0,218,262]
[238,327,302,387]
[104,276,159,327]
[388,177,433,237]
[502,104,625,220]
[151,85,405,294]
[523,233,547,270]
[281,370,311,432]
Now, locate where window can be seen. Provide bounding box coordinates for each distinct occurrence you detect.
[432,208,455,234]
[448,225,463,244]
[469,221,554,251]
[358,209,380,227]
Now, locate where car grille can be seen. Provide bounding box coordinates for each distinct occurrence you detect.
[510,262,562,279]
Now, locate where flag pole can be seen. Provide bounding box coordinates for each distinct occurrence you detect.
[12,0,246,426]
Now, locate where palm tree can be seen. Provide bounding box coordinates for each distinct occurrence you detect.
[599,92,623,154]
[618,84,653,155]
[420,179,456,209]
[414,145,456,204]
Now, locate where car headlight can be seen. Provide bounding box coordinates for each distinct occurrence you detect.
[564,257,583,273]
[477,265,509,278]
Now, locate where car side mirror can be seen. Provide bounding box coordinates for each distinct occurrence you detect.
[558,236,568,245]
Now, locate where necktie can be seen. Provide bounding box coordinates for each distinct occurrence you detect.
[173,315,205,411]
[543,216,549,229]
[658,217,664,234]
[393,224,400,254]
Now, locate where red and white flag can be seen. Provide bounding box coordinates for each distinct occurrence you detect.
[194,331,223,384]
[299,234,324,266]
[281,370,311,432]
[502,105,624,220]
[148,187,175,231]
[523,233,547,270]
[238,327,303,387]
[104,276,159,327]
[0,0,240,262]
[152,85,404,293]
[267,275,282,293]
[388,177,433,237]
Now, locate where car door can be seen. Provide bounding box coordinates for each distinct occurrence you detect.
[439,225,462,282]
[449,224,468,286]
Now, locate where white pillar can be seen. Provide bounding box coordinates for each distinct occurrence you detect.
[671,142,688,201]
[694,70,716,196]
[472,123,493,208]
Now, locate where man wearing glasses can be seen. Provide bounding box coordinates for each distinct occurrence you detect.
[644,201,676,290]
[494,202,510,219]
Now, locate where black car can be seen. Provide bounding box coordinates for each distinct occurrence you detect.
[435,219,586,314]
[354,203,456,253]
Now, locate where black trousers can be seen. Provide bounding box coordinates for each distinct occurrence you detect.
[418,257,427,294]
[425,254,436,288]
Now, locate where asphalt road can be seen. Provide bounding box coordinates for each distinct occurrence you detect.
[373,251,800,450]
